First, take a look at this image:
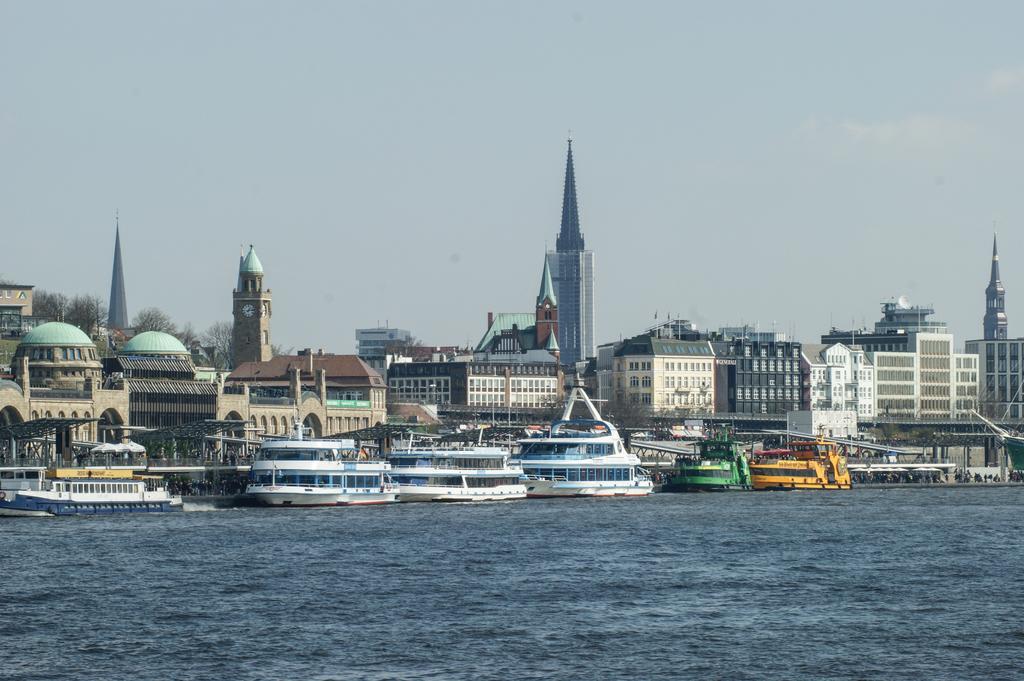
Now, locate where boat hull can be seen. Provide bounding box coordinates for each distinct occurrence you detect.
[396,485,527,502]
[1003,437,1024,471]
[0,494,183,517]
[522,479,653,498]
[665,466,750,492]
[663,481,751,492]
[751,479,851,491]
[248,487,397,506]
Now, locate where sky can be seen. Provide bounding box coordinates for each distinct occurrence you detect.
[3,1,1024,353]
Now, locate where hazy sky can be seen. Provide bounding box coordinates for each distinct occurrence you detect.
[3,1,1023,352]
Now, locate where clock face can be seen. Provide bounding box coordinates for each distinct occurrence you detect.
[241,303,256,318]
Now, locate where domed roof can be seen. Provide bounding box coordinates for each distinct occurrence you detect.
[240,245,264,274]
[121,331,189,356]
[20,322,94,346]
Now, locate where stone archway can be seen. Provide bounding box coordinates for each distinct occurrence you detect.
[224,411,244,439]
[0,405,24,426]
[302,413,322,439]
[99,408,125,443]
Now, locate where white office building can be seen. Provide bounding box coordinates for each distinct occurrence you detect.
[802,343,875,419]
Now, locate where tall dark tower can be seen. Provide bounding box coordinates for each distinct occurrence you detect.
[546,138,595,365]
[108,215,129,330]
[232,245,273,366]
[984,232,1008,340]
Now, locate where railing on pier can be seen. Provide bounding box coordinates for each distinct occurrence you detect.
[249,396,295,406]
[29,388,94,400]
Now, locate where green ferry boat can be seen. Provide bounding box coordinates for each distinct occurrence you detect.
[664,430,751,492]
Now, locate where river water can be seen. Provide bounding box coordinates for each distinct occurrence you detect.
[2,488,1023,680]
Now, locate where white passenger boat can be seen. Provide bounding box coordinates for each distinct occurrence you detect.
[515,387,653,498]
[388,440,526,502]
[0,467,182,517]
[246,420,396,507]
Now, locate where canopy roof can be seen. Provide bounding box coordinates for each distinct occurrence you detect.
[133,419,247,441]
[0,417,97,440]
[331,423,423,441]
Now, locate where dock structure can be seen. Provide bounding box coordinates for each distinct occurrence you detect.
[0,417,255,471]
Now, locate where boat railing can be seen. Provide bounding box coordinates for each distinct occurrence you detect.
[406,461,506,470]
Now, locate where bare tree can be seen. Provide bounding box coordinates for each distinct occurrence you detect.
[201,321,234,370]
[133,307,177,334]
[605,395,654,432]
[66,295,107,337]
[33,290,70,321]
[176,322,200,349]
[271,343,293,357]
[383,336,422,356]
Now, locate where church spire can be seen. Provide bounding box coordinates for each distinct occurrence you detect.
[556,137,584,251]
[107,212,129,330]
[984,231,1007,340]
[991,232,1001,284]
[537,256,557,307]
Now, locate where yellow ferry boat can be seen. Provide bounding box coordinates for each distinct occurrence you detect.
[748,441,851,490]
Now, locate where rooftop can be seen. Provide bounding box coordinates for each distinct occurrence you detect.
[121,331,189,356]
[615,334,714,357]
[228,352,385,387]
[240,245,264,275]
[19,322,93,346]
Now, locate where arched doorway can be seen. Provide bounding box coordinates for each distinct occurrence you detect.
[99,409,125,443]
[302,413,322,439]
[224,411,244,439]
[0,405,24,426]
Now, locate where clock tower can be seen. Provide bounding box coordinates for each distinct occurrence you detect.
[232,245,273,367]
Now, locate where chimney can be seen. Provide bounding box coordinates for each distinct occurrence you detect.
[487,312,493,328]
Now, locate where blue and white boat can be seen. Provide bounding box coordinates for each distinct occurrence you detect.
[515,387,653,498]
[246,419,397,507]
[0,467,183,517]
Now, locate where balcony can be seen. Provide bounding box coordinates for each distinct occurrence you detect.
[249,395,295,407]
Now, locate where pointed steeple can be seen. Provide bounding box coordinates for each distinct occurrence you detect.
[107,214,129,330]
[556,137,584,251]
[991,232,1001,285]
[240,245,264,274]
[984,230,1008,340]
[537,257,557,306]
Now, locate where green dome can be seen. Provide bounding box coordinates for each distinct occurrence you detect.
[240,245,264,274]
[121,331,189,356]
[20,322,94,346]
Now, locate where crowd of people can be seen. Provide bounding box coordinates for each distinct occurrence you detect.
[164,474,249,497]
[851,471,948,485]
